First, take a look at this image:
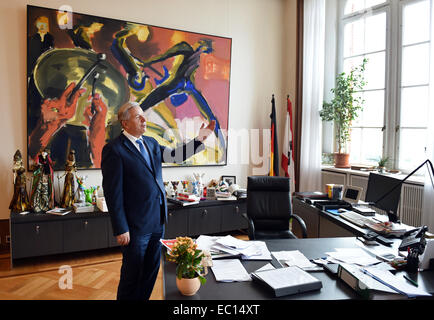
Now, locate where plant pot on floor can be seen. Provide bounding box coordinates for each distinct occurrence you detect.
[334,153,350,168]
[176,277,201,296]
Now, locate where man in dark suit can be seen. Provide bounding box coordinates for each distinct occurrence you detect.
[101,101,215,300]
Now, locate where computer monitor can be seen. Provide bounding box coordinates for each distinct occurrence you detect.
[365,172,402,222]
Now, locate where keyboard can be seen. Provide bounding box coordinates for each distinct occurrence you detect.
[339,210,375,228]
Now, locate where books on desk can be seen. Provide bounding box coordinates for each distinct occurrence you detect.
[46,207,72,215]
[251,266,322,297]
[72,202,94,213]
[167,196,200,206]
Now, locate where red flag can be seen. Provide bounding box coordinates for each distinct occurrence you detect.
[269,95,279,176]
[281,95,295,192]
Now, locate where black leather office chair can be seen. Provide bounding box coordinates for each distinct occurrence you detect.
[243,176,307,240]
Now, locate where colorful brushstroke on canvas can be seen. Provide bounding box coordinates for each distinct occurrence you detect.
[27,5,231,170]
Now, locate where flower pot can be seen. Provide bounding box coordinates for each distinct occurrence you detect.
[176,277,201,296]
[334,153,350,168]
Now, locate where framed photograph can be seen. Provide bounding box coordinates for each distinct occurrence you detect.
[221,175,236,186]
[27,5,232,170]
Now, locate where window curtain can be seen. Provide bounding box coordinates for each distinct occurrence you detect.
[421,1,434,231]
[299,0,325,192]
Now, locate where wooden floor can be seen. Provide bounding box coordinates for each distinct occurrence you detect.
[0,233,247,300]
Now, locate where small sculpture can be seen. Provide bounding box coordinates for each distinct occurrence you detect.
[30,149,54,212]
[59,150,77,208]
[9,150,31,213]
[75,175,87,203]
[171,181,180,196]
[193,173,205,196]
[181,180,189,193]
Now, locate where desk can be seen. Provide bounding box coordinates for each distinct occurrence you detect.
[291,196,412,238]
[163,237,434,300]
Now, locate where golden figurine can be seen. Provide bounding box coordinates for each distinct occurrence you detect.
[30,149,54,212]
[9,150,31,213]
[60,150,77,208]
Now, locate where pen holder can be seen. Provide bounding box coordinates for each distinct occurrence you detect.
[406,248,420,273]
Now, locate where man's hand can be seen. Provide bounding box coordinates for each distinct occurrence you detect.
[196,120,216,143]
[116,231,130,246]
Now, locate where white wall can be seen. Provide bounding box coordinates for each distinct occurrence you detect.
[0,0,297,220]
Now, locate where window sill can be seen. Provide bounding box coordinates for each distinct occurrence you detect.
[321,165,425,186]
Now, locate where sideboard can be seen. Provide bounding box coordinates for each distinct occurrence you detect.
[9,199,247,265]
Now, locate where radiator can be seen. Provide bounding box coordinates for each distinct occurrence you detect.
[398,183,424,226]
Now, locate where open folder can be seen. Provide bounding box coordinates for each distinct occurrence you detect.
[251,266,322,297]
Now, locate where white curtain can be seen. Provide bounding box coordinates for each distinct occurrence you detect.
[299,0,325,192]
[421,1,434,231]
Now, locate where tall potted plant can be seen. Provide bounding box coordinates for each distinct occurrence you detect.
[320,58,367,168]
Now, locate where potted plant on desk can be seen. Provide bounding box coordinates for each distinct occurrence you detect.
[320,59,367,168]
[166,236,209,296]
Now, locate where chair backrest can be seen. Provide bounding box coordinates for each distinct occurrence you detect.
[247,176,292,222]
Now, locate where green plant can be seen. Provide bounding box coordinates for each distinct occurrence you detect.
[166,237,207,284]
[377,156,389,167]
[320,58,368,154]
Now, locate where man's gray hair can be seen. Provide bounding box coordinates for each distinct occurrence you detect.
[118,101,140,122]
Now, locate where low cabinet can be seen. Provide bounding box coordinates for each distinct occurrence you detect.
[10,199,247,264]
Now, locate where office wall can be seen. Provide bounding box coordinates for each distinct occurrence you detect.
[0,0,298,220]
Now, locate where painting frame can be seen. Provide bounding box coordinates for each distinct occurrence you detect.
[26,5,232,171]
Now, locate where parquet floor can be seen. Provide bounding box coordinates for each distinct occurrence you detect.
[0,232,247,300]
[0,250,163,300]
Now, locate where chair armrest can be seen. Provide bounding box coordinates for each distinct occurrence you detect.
[290,214,307,238]
[241,213,256,240]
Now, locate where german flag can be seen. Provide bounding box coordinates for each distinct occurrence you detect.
[269,94,279,176]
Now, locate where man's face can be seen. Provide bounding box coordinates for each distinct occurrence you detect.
[122,106,147,137]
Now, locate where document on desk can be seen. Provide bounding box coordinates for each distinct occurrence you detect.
[211,259,252,282]
[271,250,317,270]
[326,248,380,266]
[251,266,322,297]
[363,266,431,298]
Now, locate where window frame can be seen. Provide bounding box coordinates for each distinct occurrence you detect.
[332,0,432,173]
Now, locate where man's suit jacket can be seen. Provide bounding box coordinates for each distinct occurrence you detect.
[101,133,204,237]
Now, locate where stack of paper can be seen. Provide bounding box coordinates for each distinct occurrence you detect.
[196,235,272,260]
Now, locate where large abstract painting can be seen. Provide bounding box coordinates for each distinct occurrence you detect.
[27,5,231,170]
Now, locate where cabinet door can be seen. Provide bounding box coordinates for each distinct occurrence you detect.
[164,209,189,239]
[292,197,319,238]
[63,218,108,253]
[188,207,221,236]
[221,203,248,232]
[11,221,63,259]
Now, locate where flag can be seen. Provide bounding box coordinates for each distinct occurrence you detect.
[269,94,279,176]
[281,95,295,192]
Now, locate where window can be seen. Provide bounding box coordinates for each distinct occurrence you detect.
[329,0,432,172]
